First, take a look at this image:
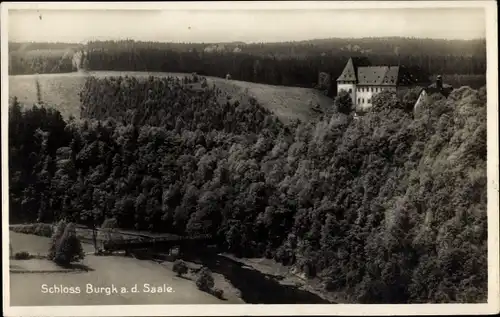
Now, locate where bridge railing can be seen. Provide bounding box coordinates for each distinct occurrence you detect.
[102,234,214,251]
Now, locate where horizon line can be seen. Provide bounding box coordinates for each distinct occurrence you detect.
[8,36,488,46]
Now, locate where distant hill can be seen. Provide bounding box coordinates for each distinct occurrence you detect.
[9,36,486,56]
[8,38,485,92]
[9,42,84,54]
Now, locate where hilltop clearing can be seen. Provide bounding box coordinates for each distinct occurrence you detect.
[9,72,333,123]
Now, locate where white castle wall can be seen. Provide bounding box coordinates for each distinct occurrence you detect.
[355,85,397,110]
[337,82,357,106]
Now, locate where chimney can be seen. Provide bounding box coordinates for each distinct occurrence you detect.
[436,75,443,90]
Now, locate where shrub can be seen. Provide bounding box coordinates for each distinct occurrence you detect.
[401,87,423,112]
[101,217,119,243]
[53,222,85,266]
[299,258,317,278]
[212,287,224,299]
[172,259,189,277]
[249,96,257,106]
[334,90,353,114]
[10,223,53,237]
[101,218,118,229]
[34,223,53,237]
[48,220,68,260]
[14,251,31,260]
[195,267,215,292]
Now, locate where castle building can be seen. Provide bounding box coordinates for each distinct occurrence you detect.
[336,57,426,110]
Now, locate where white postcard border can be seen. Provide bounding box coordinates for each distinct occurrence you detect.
[1,1,498,316]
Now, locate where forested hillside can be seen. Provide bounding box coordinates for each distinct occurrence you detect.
[9,38,486,90]
[79,75,282,134]
[8,74,487,303]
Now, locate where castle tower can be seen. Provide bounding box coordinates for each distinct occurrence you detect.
[336,58,358,105]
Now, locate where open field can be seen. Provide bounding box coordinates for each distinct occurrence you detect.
[9,231,241,306]
[10,48,76,58]
[9,73,87,119]
[9,71,334,123]
[9,228,95,255]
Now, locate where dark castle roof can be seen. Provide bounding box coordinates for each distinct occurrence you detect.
[357,66,398,85]
[336,57,358,82]
[421,82,454,98]
[337,57,428,86]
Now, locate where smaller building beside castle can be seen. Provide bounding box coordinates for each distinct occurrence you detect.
[414,75,454,110]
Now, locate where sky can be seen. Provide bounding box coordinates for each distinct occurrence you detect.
[8,7,486,43]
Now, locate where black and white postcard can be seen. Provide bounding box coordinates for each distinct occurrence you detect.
[1,1,499,316]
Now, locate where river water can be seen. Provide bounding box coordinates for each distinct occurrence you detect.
[174,252,331,304]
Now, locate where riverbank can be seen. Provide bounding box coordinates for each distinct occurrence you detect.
[177,252,332,304]
[223,255,350,304]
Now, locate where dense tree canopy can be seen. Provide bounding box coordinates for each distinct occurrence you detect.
[8,72,487,303]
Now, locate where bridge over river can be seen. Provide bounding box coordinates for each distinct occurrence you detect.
[101,231,215,254]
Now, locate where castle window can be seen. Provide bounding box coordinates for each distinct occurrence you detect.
[358,98,360,104]
[349,88,352,93]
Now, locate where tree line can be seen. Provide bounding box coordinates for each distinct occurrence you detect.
[9,74,487,303]
[9,39,486,91]
[9,51,75,75]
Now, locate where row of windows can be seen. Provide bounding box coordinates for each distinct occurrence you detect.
[358,87,389,93]
[358,98,372,104]
[341,86,393,94]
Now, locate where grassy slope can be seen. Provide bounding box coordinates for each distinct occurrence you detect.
[9,72,333,123]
